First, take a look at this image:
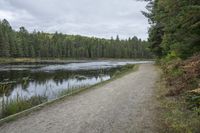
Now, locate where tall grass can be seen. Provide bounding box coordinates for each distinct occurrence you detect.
[58,84,90,97]
[1,95,47,118]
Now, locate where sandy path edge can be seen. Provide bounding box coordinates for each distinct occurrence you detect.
[0,64,159,133]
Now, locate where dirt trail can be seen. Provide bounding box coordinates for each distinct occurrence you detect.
[0,64,159,133]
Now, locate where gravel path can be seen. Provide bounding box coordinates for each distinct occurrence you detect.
[0,64,159,133]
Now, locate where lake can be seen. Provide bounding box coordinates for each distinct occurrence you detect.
[0,60,152,118]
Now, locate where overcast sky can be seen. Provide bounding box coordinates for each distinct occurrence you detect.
[0,0,149,40]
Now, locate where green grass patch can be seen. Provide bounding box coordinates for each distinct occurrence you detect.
[1,95,47,119]
[156,78,200,133]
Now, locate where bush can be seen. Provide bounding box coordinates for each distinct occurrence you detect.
[162,54,200,96]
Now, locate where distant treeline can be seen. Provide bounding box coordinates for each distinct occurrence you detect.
[0,19,152,59]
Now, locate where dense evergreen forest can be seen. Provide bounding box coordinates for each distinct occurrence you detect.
[143,1,200,131]
[143,0,200,59]
[0,19,152,59]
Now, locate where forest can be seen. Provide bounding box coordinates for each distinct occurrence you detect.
[144,0,200,132]
[0,19,152,59]
[143,0,200,59]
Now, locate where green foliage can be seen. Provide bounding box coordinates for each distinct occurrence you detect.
[169,67,183,78]
[143,1,200,131]
[165,51,179,62]
[187,91,200,115]
[0,19,152,59]
[144,0,200,59]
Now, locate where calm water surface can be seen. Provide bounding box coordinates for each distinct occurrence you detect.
[0,60,152,102]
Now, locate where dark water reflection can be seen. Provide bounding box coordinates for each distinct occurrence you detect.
[0,61,152,112]
[0,69,118,100]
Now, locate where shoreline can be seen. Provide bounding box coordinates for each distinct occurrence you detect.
[0,64,138,126]
[0,57,155,64]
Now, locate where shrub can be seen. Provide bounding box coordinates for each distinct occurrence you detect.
[162,54,200,96]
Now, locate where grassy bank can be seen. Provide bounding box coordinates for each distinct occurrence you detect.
[1,96,47,118]
[0,64,138,124]
[156,55,200,133]
[156,77,200,133]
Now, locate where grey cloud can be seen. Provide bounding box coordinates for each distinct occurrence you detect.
[0,0,149,39]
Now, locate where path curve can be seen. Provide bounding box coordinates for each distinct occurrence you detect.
[0,64,159,133]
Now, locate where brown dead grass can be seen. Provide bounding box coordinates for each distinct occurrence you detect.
[164,54,200,96]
